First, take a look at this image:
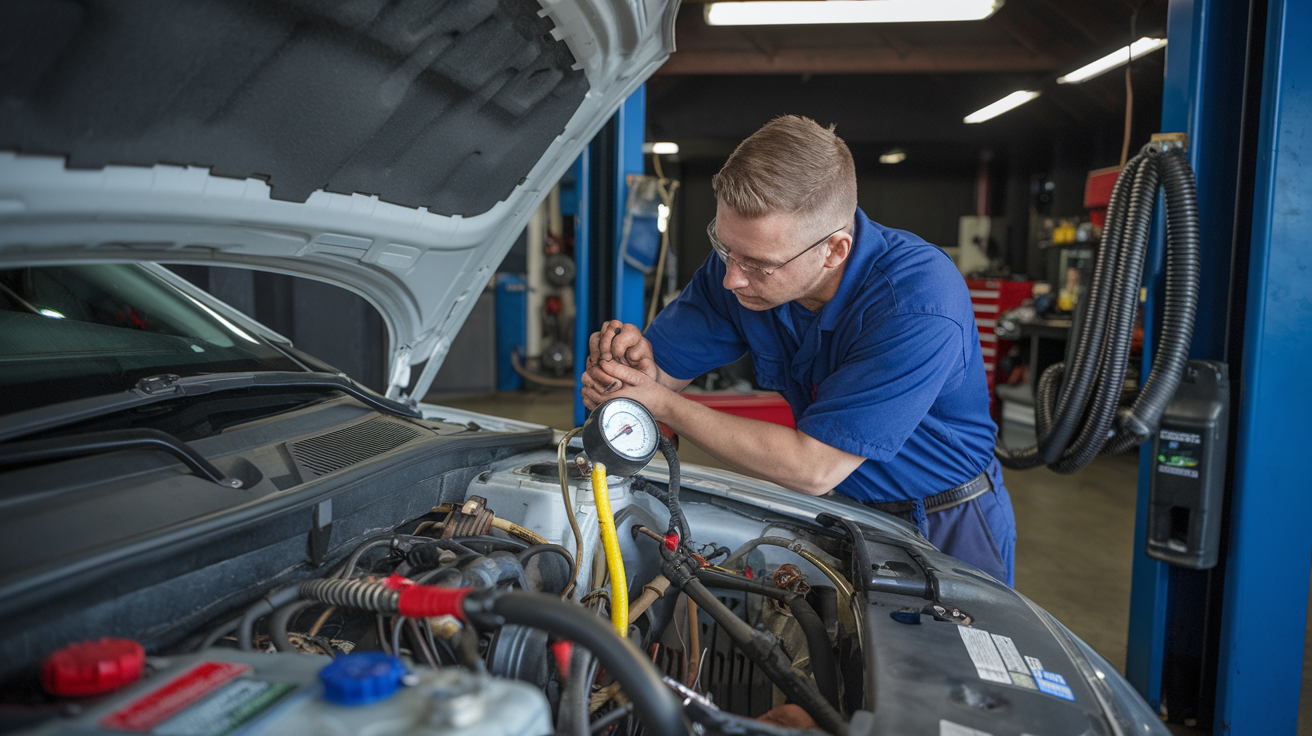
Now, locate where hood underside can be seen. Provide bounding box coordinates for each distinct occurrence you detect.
[0,0,677,401]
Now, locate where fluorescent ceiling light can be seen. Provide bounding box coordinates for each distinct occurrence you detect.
[963,90,1040,123]
[704,0,1002,26]
[1057,37,1168,84]
[879,149,907,164]
[643,141,679,155]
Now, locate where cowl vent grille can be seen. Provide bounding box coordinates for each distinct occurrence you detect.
[290,417,423,478]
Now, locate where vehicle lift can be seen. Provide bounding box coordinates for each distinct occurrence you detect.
[571,1,1312,728]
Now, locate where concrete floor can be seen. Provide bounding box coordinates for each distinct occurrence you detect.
[428,387,1310,734]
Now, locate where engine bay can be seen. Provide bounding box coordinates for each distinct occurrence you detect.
[5,422,872,736]
[0,397,1155,736]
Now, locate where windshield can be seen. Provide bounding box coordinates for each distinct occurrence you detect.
[0,264,305,416]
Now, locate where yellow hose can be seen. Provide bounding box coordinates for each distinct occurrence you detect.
[591,462,629,635]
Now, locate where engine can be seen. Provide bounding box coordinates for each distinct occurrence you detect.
[12,438,866,736]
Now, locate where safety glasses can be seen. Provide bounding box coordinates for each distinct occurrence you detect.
[707,218,846,276]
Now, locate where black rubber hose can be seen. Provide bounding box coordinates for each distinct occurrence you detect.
[238,586,302,650]
[693,569,842,712]
[516,544,576,594]
[198,613,244,650]
[674,575,847,735]
[408,539,476,569]
[558,647,598,736]
[483,592,686,736]
[270,600,317,653]
[650,435,692,540]
[1109,150,1201,452]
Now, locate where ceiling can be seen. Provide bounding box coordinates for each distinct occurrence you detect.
[658,0,1168,78]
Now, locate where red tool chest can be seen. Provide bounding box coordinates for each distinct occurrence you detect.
[966,278,1032,415]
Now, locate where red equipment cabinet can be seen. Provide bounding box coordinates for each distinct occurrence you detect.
[966,278,1032,416]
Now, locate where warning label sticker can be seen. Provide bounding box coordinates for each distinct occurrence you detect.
[154,679,296,736]
[958,629,1075,701]
[1025,656,1075,701]
[958,627,1010,684]
[940,719,993,736]
[100,661,297,735]
[101,662,249,732]
[991,634,1038,690]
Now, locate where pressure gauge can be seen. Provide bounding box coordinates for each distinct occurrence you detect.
[581,398,660,477]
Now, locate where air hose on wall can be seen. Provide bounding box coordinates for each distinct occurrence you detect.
[996,142,1200,474]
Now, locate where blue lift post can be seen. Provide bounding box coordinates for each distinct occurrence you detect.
[1125,0,1249,717]
[573,85,648,427]
[613,88,649,327]
[1214,0,1312,731]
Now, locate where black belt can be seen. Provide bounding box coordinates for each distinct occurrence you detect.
[861,470,993,519]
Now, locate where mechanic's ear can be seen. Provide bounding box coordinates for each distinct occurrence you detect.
[823,231,853,269]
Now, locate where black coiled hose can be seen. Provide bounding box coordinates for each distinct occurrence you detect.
[634,436,691,542]
[997,145,1199,473]
[301,578,401,613]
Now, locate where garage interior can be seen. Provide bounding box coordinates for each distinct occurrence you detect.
[164,1,1310,734]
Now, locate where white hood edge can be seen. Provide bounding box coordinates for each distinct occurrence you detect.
[0,0,679,404]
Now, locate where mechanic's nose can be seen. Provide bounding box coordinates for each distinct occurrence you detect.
[722,264,749,290]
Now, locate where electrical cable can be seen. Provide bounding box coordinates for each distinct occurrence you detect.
[996,144,1199,473]
[656,437,690,542]
[558,427,586,599]
[592,462,629,635]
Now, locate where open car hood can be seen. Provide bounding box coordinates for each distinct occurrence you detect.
[0,0,677,401]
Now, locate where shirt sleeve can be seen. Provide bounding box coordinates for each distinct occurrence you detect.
[797,312,965,462]
[645,254,748,381]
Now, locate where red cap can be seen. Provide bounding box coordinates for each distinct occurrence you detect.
[42,638,145,697]
[397,585,471,619]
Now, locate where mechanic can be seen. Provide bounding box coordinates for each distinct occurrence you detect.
[581,115,1016,586]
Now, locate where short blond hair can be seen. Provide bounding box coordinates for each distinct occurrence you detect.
[712,115,857,230]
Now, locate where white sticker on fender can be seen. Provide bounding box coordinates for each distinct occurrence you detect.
[940,719,993,736]
[958,627,1011,684]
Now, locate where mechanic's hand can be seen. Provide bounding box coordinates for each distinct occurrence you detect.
[585,320,657,394]
[581,359,672,419]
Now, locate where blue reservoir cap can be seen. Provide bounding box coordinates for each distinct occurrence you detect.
[319,653,407,706]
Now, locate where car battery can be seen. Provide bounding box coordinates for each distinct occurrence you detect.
[24,649,551,736]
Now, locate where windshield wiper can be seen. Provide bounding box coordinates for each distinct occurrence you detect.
[0,428,243,488]
[0,372,421,444]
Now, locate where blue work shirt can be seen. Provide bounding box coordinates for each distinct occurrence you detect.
[647,208,999,504]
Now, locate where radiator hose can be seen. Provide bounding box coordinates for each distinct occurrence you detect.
[996,144,1200,473]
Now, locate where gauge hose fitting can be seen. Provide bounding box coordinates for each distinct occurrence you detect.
[591,461,629,635]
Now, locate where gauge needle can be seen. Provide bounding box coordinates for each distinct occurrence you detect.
[608,425,633,441]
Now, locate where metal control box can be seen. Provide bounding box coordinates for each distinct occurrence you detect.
[1145,360,1230,569]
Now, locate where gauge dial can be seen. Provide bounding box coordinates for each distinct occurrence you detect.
[582,398,659,477]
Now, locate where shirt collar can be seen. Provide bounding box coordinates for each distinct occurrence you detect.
[817,208,886,331]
